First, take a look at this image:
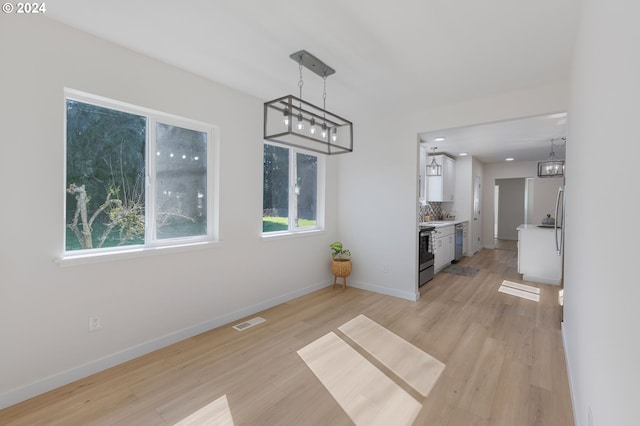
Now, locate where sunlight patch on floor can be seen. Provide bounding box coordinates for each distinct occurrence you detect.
[298,315,447,425]
[297,332,422,426]
[173,394,235,426]
[499,280,540,302]
[339,314,445,397]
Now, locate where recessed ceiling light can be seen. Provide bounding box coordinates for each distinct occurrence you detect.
[459,152,468,156]
[505,157,514,161]
[434,137,446,142]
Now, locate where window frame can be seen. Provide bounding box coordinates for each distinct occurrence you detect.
[62,88,219,259]
[262,141,325,236]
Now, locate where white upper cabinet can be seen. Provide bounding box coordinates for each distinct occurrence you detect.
[427,155,456,202]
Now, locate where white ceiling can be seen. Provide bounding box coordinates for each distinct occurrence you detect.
[45,0,581,163]
[420,112,567,163]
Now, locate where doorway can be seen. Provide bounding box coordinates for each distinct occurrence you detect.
[417,112,567,255]
[494,178,526,241]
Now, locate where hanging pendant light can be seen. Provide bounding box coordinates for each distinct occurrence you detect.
[538,138,565,177]
[426,147,442,176]
[264,50,353,155]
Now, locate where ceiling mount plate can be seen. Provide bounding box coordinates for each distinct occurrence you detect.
[290,50,335,77]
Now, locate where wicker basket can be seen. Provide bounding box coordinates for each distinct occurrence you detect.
[331,259,352,277]
[331,259,352,289]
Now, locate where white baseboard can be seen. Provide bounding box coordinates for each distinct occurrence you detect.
[0,279,332,410]
[561,322,578,425]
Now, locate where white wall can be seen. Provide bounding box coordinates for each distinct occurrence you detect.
[531,177,564,224]
[0,17,340,408]
[336,119,421,300]
[564,0,640,424]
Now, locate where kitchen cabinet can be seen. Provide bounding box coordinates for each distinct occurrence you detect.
[434,225,455,271]
[418,145,427,205]
[427,155,455,202]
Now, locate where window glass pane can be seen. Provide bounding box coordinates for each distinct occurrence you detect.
[155,123,208,240]
[65,99,146,251]
[263,144,289,232]
[295,152,317,228]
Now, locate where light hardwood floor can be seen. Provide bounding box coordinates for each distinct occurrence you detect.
[494,239,518,251]
[0,247,574,425]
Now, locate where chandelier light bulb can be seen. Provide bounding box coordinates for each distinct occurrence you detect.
[282,107,290,126]
[321,123,328,139]
[310,118,317,135]
[296,113,304,131]
[331,129,338,142]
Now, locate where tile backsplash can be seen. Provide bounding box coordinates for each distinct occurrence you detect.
[418,202,452,221]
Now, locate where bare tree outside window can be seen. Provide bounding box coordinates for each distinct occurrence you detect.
[65,100,146,250]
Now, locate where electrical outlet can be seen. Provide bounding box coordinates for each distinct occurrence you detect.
[88,315,102,332]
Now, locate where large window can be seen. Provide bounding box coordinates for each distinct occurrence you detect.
[65,90,216,254]
[263,142,322,233]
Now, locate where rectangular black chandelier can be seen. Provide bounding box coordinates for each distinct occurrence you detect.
[263,50,353,155]
[264,95,353,155]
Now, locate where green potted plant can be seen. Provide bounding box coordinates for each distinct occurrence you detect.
[330,241,351,261]
[330,242,352,288]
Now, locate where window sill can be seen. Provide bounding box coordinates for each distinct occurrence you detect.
[261,228,325,241]
[55,240,221,267]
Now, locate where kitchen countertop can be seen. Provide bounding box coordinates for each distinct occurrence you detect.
[419,219,467,228]
[517,224,558,231]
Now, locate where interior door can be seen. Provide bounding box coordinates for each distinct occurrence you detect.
[472,176,482,253]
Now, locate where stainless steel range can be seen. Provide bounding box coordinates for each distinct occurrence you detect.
[419,226,435,287]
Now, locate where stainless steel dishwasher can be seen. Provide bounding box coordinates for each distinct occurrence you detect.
[454,223,464,261]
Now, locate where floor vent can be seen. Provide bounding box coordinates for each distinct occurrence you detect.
[232,317,266,331]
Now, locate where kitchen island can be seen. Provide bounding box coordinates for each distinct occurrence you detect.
[516,224,562,285]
